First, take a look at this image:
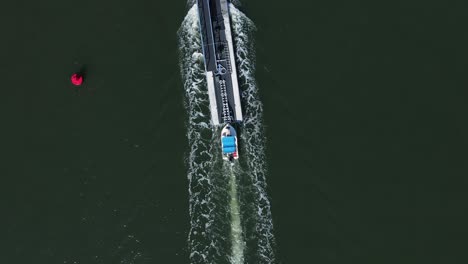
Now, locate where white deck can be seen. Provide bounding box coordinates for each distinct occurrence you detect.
[220,0,243,122]
[206,71,220,125]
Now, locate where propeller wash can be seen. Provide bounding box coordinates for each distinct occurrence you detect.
[178,1,276,263]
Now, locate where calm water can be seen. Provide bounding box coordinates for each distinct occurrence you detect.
[2,0,468,263]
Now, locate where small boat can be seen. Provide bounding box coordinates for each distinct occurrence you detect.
[221,124,238,162]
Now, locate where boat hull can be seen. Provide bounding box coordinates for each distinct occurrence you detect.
[197,0,243,125]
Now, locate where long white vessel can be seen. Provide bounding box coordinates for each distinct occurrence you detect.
[197,0,243,161]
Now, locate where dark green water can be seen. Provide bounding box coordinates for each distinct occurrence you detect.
[2,0,468,263]
[2,0,190,263]
[246,0,468,263]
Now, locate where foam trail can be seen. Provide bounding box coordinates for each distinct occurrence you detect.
[230,4,276,263]
[227,164,245,264]
[178,5,230,263]
[178,2,276,263]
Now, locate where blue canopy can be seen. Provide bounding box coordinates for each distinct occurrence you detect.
[222,137,236,154]
[223,146,236,154]
[222,137,236,148]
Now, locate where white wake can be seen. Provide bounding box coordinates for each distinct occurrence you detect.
[178,3,275,263]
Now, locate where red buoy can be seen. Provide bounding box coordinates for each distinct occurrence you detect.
[70,73,83,86]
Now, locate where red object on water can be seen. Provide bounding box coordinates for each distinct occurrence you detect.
[70,73,83,86]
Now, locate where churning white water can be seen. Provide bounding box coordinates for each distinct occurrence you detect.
[178,3,275,263]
